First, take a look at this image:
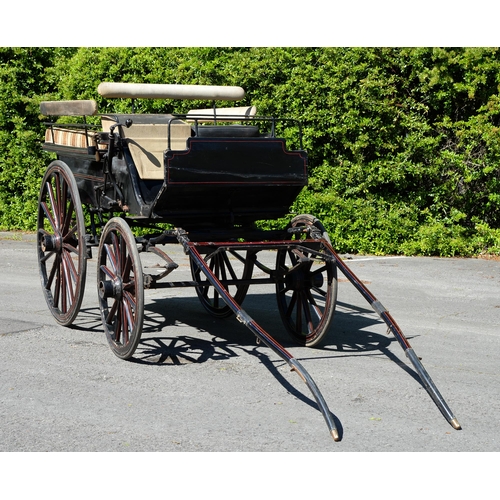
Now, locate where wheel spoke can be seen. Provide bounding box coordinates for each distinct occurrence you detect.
[122,254,132,283]
[62,241,78,255]
[295,292,303,333]
[63,223,78,245]
[104,242,118,274]
[53,257,61,307]
[119,232,127,276]
[106,298,119,325]
[190,249,254,319]
[123,294,135,340]
[61,196,75,237]
[61,251,75,305]
[221,252,238,296]
[285,290,298,320]
[59,257,67,313]
[62,248,78,283]
[61,277,70,313]
[40,250,56,264]
[212,286,220,309]
[41,200,57,233]
[54,174,64,229]
[306,289,324,322]
[312,286,328,298]
[123,289,137,310]
[46,180,59,228]
[301,290,315,334]
[100,264,117,281]
[114,302,123,343]
[112,232,122,269]
[201,284,210,300]
[45,252,59,289]
[121,301,129,345]
[311,264,327,277]
[219,254,229,281]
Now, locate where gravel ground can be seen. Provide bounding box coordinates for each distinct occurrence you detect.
[1,234,497,494]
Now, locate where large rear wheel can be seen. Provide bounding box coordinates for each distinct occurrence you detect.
[37,161,87,326]
[275,214,337,347]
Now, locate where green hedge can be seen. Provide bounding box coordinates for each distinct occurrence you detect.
[1,47,500,256]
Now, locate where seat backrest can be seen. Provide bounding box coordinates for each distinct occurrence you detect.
[44,127,102,149]
[101,115,192,180]
[186,106,257,123]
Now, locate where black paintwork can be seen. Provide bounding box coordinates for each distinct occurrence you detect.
[44,126,308,229]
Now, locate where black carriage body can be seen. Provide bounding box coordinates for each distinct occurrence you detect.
[48,132,308,229]
[149,136,307,227]
[57,154,104,208]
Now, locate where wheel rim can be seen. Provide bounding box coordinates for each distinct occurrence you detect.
[37,161,86,326]
[276,215,337,347]
[190,249,254,318]
[98,218,144,359]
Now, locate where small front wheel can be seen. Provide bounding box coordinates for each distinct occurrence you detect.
[190,249,254,318]
[97,218,144,359]
[275,214,337,347]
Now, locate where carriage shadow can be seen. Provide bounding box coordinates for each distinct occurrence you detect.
[72,291,416,378]
[135,292,420,383]
[72,291,421,441]
[137,295,389,351]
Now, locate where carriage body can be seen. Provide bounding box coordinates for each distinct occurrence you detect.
[41,84,307,231]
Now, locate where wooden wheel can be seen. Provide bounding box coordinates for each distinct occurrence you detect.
[190,249,254,318]
[275,214,337,347]
[97,217,144,359]
[37,161,87,326]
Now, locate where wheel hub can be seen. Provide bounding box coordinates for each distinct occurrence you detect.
[284,254,326,292]
[285,260,315,291]
[285,269,307,290]
[99,277,123,300]
[41,232,63,253]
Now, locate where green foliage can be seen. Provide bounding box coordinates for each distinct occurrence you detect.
[0,48,73,230]
[1,47,500,256]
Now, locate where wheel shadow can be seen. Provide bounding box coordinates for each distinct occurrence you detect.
[135,293,403,360]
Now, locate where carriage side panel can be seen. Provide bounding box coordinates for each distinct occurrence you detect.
[150,137,308,226]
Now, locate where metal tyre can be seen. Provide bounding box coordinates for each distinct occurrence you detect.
[190,249,254,318]
[97,217,144,359]
[276,214,337,347]
[37,161,87,326]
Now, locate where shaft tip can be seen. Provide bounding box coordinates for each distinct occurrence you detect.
[331,429,341,441]
[450,418,462,430]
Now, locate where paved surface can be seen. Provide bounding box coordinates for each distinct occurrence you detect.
[1,233,499,453]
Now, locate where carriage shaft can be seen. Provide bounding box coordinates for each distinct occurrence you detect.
[318,240,461,430]
[175,229,340,441]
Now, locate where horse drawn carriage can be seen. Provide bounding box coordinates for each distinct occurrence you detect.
[37,82,460,440]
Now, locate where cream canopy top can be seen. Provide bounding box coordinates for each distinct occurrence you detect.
[97,82,246,101]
